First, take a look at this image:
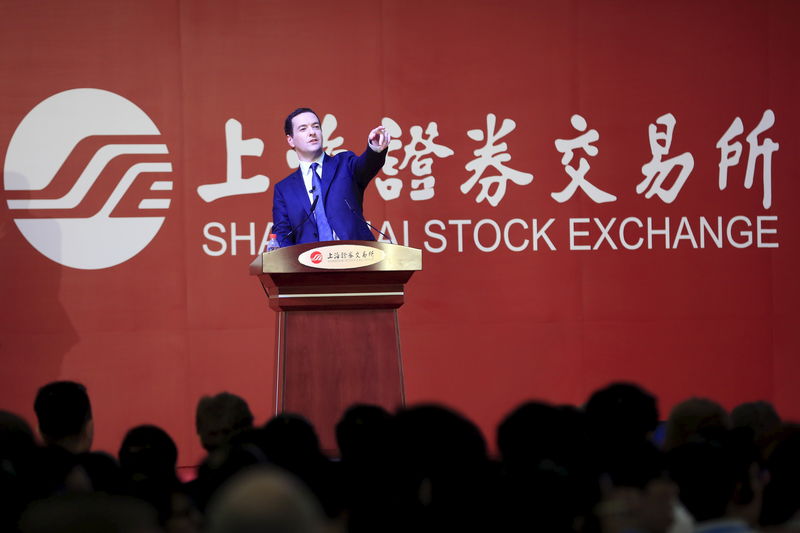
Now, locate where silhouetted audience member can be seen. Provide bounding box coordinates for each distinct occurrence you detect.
[261,414,341,520]
[668,430,763,531]
[75,451,125,495]
[585,382,660,449]
[190,426,272,513]
[732,400,782,460]
[0,409,36,459]
[19,492,160,533]
[195,392,254,454]
[393,404,496,532]
[205,467,325,533]
[119,425,198,531]
[760,424,800,531]
[335,404,393,465]
[599,441,677,533]
[499,401,591,473]
[335,404,399,533]
[497,401,596,533]
[33,381,93,454]
[119,425,179,486]
[30,445,92,500]
[0,410,39,531]
[663,397,731,451]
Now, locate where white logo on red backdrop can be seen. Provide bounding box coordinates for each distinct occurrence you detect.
[310,251,323,264]
[3,88,172,269]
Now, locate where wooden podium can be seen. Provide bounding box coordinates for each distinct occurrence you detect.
[249,240,422,450]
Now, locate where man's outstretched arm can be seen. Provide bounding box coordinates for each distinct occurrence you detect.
[351,125,391,187]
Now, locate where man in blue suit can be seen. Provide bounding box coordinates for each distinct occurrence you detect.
[272,108,390,246]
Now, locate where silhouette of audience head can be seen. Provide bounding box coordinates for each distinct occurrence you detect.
[0,409,36,461]
[260,414,343,518]
[393,404,492,530]
[585,382,659,446]
[205,467,325,533]
[0,410,38,531]
[118,424,199,529]
[118,424,178,485]
[668,429,762,526]
[731,400,781,458]
[663,397,730,451]
[333,405,399,532]
[335,404,393,463]
[395,403,488,476]
[262,414,323,465]
[498,401,589,472]
[196,392,254,453]
[760,424,800,528]
[497,402,595,533]
[34,381,93,454]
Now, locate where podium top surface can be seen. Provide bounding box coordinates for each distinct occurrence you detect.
[249,240,422,275]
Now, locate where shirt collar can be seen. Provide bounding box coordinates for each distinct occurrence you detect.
[299,153,325,176]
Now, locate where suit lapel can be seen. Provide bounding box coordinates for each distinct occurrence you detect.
[288,169,312,214]
[320,153,337,201]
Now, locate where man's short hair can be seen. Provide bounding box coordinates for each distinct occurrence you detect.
[196,392,254,453]
[33,381,92,442]
[664,397,730,451]
[284,107,319,136]
[585,382,659,442]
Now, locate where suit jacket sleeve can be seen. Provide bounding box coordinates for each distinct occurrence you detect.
[348,144,388,189]
[271,181,294,247]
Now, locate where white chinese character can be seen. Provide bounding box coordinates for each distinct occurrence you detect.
[461,113,533,207]
[717,110,779,209]
[552,114,616,203]
[716,117,744,190]
[405,122,453,201]
[636,113,694,203]
[375,117,405,200]
[197,118,270,202]
[375,118,453,201]
[285,113,346,168]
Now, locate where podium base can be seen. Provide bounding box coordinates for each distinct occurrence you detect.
[275,308,405,451]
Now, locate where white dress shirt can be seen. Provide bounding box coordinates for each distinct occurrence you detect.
[297,153,338,240]
[298,153,325,205]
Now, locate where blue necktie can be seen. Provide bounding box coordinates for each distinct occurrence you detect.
[310,162,334,241]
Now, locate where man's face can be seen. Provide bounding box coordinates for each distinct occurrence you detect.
[287,111,323,160]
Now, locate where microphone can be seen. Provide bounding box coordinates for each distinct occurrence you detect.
[344,199,395,245]
[282,195,319,245]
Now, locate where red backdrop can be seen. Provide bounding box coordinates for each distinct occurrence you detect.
[1,0,798,465]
